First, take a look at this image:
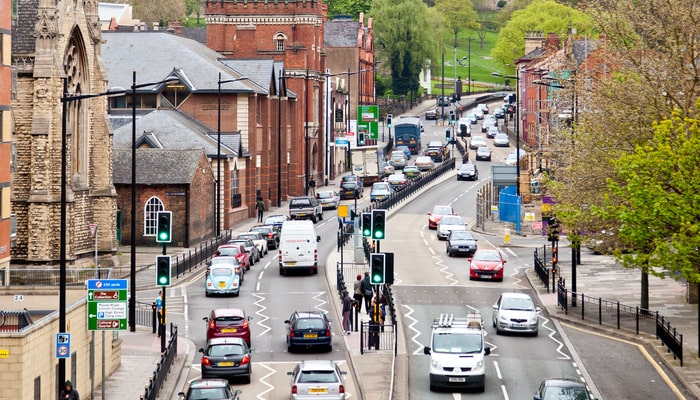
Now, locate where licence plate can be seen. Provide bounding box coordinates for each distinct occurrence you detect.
[218,361,234,367]
[218,282,226,288]
[221,328,237,333]
[449,377,466,383]
[304,333,318,338]
[511,323,524,328]
[481,275,491,279]
[285,262,297,266]
[309,388,327,394]
[297,213,306,216]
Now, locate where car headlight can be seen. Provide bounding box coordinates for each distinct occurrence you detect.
[499,314,508,322]
[529,315,538,324]
[431,359,442,369]
[495,263,504,271]
[476,359,484,368]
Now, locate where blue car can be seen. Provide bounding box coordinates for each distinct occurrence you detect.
[205,261,242,297]
[285,311,333,352]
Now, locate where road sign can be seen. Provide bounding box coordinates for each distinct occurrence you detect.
[89,223,97,237]
[56,333,70,359]
[87,279,128,331]
[357,105,379,140]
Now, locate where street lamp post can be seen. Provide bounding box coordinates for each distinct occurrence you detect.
[277,73,283,207]
[492,71,521,198]
[129,73,179,332]
[217,73,249,237]
[441,50,445,121]
[60,79,125,393]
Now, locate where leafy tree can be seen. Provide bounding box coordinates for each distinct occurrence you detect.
[372,0,440,95]
[491,0,594,68]
[327,0,372,20]
[434,0,478,48]
[131,0,186,26]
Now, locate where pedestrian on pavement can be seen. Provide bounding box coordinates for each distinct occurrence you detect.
[308,178,316,196]
[368,297,382,349]
[361,272,373,313]
[353,274,364,313]
[256,197,265,223]
[60,380,79,400]
[342,290,353,335]
[156,290,164,337]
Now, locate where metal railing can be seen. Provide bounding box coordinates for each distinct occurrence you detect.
[533,246,550,292]
[131,301,157,331]
[360,321,397,355]
[171,233,233,278]
[556,280,683,366]
[140,323,178,400]
[1,268,113,286]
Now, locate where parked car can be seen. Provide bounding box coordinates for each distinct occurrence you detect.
[387,173,408,191]
[436,215,467,240]
[228,238,260,264]
[397,145,412,160]
[475,146,492,161]
[236,232,268,256]
[492,292,540,336]
[204,308,253,345]
[249,225,280,250]
[288,196,324,223]
[178,379,241,400]
[284,310,333,352]
[403,165,421,179]
[533,378,597,400]
[456,163,478,181]
[469,136,487,150]
[287,360,347,400]
[427,205,455,230]
[446,230,478,257]
[205,261,242,297]
[214,244,250,270]
[493,133,510,147]
[468,249,507,281]
[370,182,393,201]
[263,214,288,233]
[200,337,254,383]
[316,190,340,210]
[414,156,435,171]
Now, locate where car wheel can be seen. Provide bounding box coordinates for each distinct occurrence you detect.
[327,345,333,352]
[243,372,251,384]
[319,212,324,221]
[279,266,285,275]
[265,247,268,255]
[532,329,538,337]
[312,215,317,223]
[205,291,210,297]
[287,345,294,353]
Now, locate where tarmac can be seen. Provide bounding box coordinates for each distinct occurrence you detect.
[92,101,700,400]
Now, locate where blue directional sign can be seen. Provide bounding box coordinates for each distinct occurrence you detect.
[87,279,128,290]
[87,279,128,331]
[56,333,70,359]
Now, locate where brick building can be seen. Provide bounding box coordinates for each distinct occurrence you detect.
[205,0,326,195]
[0,0,12,274]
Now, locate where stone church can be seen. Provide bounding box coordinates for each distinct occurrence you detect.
[12,0,117,267]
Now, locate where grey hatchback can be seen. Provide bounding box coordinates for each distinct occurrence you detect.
[287,360,347,400]
[200,337,254,383]
[446,230,478,257]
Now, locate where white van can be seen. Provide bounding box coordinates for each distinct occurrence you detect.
[278,220,321,275]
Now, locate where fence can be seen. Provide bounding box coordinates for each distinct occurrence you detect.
[1,268,113,286]
[131,300,158,331]
[533,246,550,292]
[140,323,178,400]
[360,321,398,355]
[556,280,683,366]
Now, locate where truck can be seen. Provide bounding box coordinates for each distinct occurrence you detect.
[351,146,383,185]
[423,312,491,392]
[394,116,422,154]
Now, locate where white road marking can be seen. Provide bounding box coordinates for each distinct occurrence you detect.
[256,362,277,400]
[494,360,503,379]
[435,255,460,286]
[252,293,271,337]
[402,305,424,355]
[182,286,189,338]
[540,314,570,360]
[501,384,510,400]
[312,291,329,314]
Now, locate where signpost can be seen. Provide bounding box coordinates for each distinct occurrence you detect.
[56,333,70,359]
[87,279,128,331]
[357,105,379,141]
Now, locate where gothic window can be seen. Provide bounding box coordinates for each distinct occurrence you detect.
[274,32,287,52]
[144,197,165,236]
[63,30,90,185]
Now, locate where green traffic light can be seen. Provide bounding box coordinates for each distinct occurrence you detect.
[374,231,383,239]
[158,276,168,285]
[372,274,382,283]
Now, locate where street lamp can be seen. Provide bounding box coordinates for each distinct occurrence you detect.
[129,72,180,332]
[60,79,125,392]
[492,71,521,198]
[217,73,249,237]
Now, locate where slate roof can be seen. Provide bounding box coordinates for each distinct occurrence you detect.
[113,148,207,185]
[572,39,599,68]
[101,31,265,95]
[12,0,38,55]
[324,17,359,48]
[111,109,242,158]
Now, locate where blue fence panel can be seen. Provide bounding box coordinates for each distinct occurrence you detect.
[498,186,521,232]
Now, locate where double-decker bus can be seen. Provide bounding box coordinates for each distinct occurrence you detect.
[394,116,422,154]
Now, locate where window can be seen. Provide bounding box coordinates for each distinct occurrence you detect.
[274,32,287,52]
[144,197,165,236]
[277,39,285,51]
[231,167,241,208]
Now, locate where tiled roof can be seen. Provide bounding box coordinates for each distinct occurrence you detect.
[113,148,207,185]
[324,18,359,48]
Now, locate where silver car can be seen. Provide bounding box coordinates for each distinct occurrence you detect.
[436,215,466,240]
[492,292,541,336]
[287,359,347,400]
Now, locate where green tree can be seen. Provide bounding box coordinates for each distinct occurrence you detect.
[491,0,594,68]
[131,0,186,26]
[372,0,440,95]
[434,0,478,48]
[327,0,372,20]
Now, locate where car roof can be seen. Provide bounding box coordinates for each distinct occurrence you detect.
[211,308,246,318]
[500,292,532,300]
[541,378,588,389]
[210,256,240,265]
[188,378,230,389]
[292,310,326,318]
[297,359,338,371]
[207,337,247,346]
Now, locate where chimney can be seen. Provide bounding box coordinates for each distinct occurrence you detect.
[234,25,258,58]
[524,31,545,54]
[545,32,560,52]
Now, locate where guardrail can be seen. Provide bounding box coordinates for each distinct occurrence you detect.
[1,268,113,286]
[360,321,397,355]
[533,246,550,292]
[140,323,178,400]
[556,280,683,366]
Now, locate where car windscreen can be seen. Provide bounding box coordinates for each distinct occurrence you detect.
[433,332,482,354]
[188,388,229,400]
[298,370,339,383]
[317,192,333,199]
[290,199,312,206]
[217,247,240,256]
[474,252,501,262]
[440,216,463,225]
[450,231,474,240]
[208,343,245,357]
[295,318,326,330]
[210,267,234,277]
[501,298,535,311]
[340,182,357,190]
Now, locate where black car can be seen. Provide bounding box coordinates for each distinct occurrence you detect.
[456,163,478,181]
[446,230,478,257]
[178,379,241,400]
[199,337,254,383]
[284,310,333,352]
[339,175,363,200]
[534,378,597,400]
[249,225,279,249]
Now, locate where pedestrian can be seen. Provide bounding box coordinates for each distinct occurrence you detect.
[256,197,265,223]
[155,290,164,337]
[368,297,382,349]
[353,274,364,313]
[361,272,373,313]
[341,290,352,335]
[308,178,316,196]
[60,380,80,400]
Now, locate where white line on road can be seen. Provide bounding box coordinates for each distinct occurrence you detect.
[494,360,503,379]
[540,315,570,360]
[252,293,271,337]
[313,291,329,314]
[501,384,510,400]
[504,247,517,257]
[255,362,277,400]
[182,286,189,338]
[402,305,424,355]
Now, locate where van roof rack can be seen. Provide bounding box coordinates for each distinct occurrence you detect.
[432,312,483,329]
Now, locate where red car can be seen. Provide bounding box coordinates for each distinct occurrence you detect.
[468,249,507,281]
[215,244,250,270]
[427,205,455,230]
[204,308,253,345]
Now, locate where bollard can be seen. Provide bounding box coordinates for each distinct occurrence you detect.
[504,228,511,244]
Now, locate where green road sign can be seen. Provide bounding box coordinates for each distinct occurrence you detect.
[87,279,128,331]
[357,105,379,140]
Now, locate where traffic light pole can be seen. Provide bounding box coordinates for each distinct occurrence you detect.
[160,243,167,352]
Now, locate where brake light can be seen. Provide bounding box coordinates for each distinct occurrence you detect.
[201,356,211,366]
[314,249,318,262]
[291,385,297,394]
[240,355,250,365]
[268,232,273,238]
[243,320,249,329]
[325,329,331,337]
[209,320,215,330]
[339,385,345,394]
[289,330,295,338]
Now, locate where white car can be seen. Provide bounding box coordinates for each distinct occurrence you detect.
[236,232,268,256]
[469,136,487,150]
[492,292,541,336]
[436,215,466,240]
[493,133,510,147]
[477,103,489,114]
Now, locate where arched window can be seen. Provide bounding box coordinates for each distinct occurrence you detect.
[64,29,90,187]
[274,32,287,52]
[144,197,165,236]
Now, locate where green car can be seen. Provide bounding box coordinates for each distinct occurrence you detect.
[403,165,421,179]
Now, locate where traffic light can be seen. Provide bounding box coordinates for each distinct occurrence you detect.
[370,253,386,284]
[156,211,172,243]
[361,213,372,237]
[449,110,456,125]
[156,255,171,286]
[371,209,386,240]
[445,128,452,143]
[384,252,394,285]
[551,245,558,274]
[387,114,393,128]
[358,132,365,146]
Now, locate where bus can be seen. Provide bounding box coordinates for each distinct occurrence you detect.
[394,116,422,154]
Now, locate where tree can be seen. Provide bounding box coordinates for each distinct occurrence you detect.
[434,0,478,48]
[327,0,372,20]
[491,0,594,68]
[372,0,440,95]
[131,0,186,26]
